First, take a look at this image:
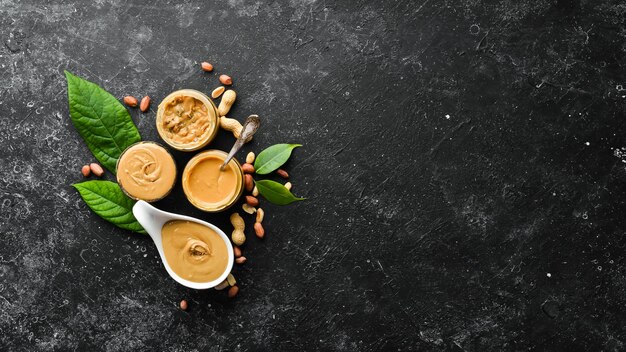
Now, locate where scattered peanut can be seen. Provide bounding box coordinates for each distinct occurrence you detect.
[81,165,91,177]
[254,222,265,239]
[234,246,242,258]
[242,163,255,174]
[89,163,104,177]
[211,86,225,99]
[228,285,239,298]
[244,174,254,192]
[201,62,214,72]
[246,196,259,207]
[252,186,259,197]
[217,89,236,116]
[219,74,233,85]
[214,280,229,290]
[256,208,264,223]
[277,169,289,179]
[140,96,151,112]
[123,96,138,107]
[235,256,247,264]
[230,212,246,246]
[242,203,256,214]
[179,299,188,311]
[246,152,255,164]
[227,273,237,286]
[220,116,243,139]
[284,182,292,191]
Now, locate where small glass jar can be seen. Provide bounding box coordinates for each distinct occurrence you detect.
[182,150,244,212]
[116,141,177,202]
[156,89,219,151]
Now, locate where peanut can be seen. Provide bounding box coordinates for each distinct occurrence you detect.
[123,96,138,107]
[234,246,242,258]
[219,74,233,85]
[235,256,247,264]
[227,273,237,286]
[228,285,239,298]
[245,196,259,207]
[244,174,254,192]
[201,62,213,72]
[214,280,229,290]
[254,222,265,239]
[242,163,255,174]
[140,96,150,112]
[211,86,225,99]
[217,89,236,116]
[284,182,292,191]
[230,213,245,246]
[242,203,256,214]
[220,116,243,139]
[277,169,289,179]
[252,186,259,197]
[90,163,104,177]
[256,208,264,223]
[179,299,188,311]
[246,152,255,164]
[81,165,91,177]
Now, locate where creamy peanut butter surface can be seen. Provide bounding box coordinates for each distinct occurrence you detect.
[161,220,229,283]
[182,150,243,212]
[116,142,176,201]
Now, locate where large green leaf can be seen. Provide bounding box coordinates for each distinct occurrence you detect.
[254,179,305,206]
[73,180,145,234]
[253,144,301,174]
[65,70,141,173]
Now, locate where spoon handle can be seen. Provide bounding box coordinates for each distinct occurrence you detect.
[221,115,261,170]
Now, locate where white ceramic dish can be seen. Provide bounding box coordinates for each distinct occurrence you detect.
[132,200,233,289]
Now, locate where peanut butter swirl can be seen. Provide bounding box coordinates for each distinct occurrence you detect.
[116,142,176,201]
[161,220,229,283]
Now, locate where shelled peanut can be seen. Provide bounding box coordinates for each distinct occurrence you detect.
[254,208,265,239]
[246,152,255,164]
[140,96,151,112]
[211,86,225,98]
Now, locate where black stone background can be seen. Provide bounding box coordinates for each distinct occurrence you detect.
[1,0,625,351]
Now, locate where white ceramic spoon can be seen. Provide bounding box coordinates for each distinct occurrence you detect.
[132,200,234,289]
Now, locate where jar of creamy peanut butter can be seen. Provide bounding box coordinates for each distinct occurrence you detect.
[182,150,244,212]
[156,89,219,151]
[116,141,177,202]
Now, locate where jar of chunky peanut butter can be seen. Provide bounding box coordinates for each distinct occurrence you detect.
[156,89,219,151]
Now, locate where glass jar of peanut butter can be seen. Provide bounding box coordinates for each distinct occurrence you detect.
[182,150,244,212]
[116,141,177,202]
[156,89,219,151]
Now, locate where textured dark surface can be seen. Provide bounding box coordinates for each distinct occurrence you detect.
[1,0,626,351]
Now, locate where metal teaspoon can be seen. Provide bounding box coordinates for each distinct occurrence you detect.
[221,115,261,170]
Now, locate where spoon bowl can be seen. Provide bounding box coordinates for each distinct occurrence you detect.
[132,200,234,289]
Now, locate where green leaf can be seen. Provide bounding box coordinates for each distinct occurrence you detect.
[254,179,305,206]
[73,180,146,234]
[65,70,141,173]
[254,144,302,174]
